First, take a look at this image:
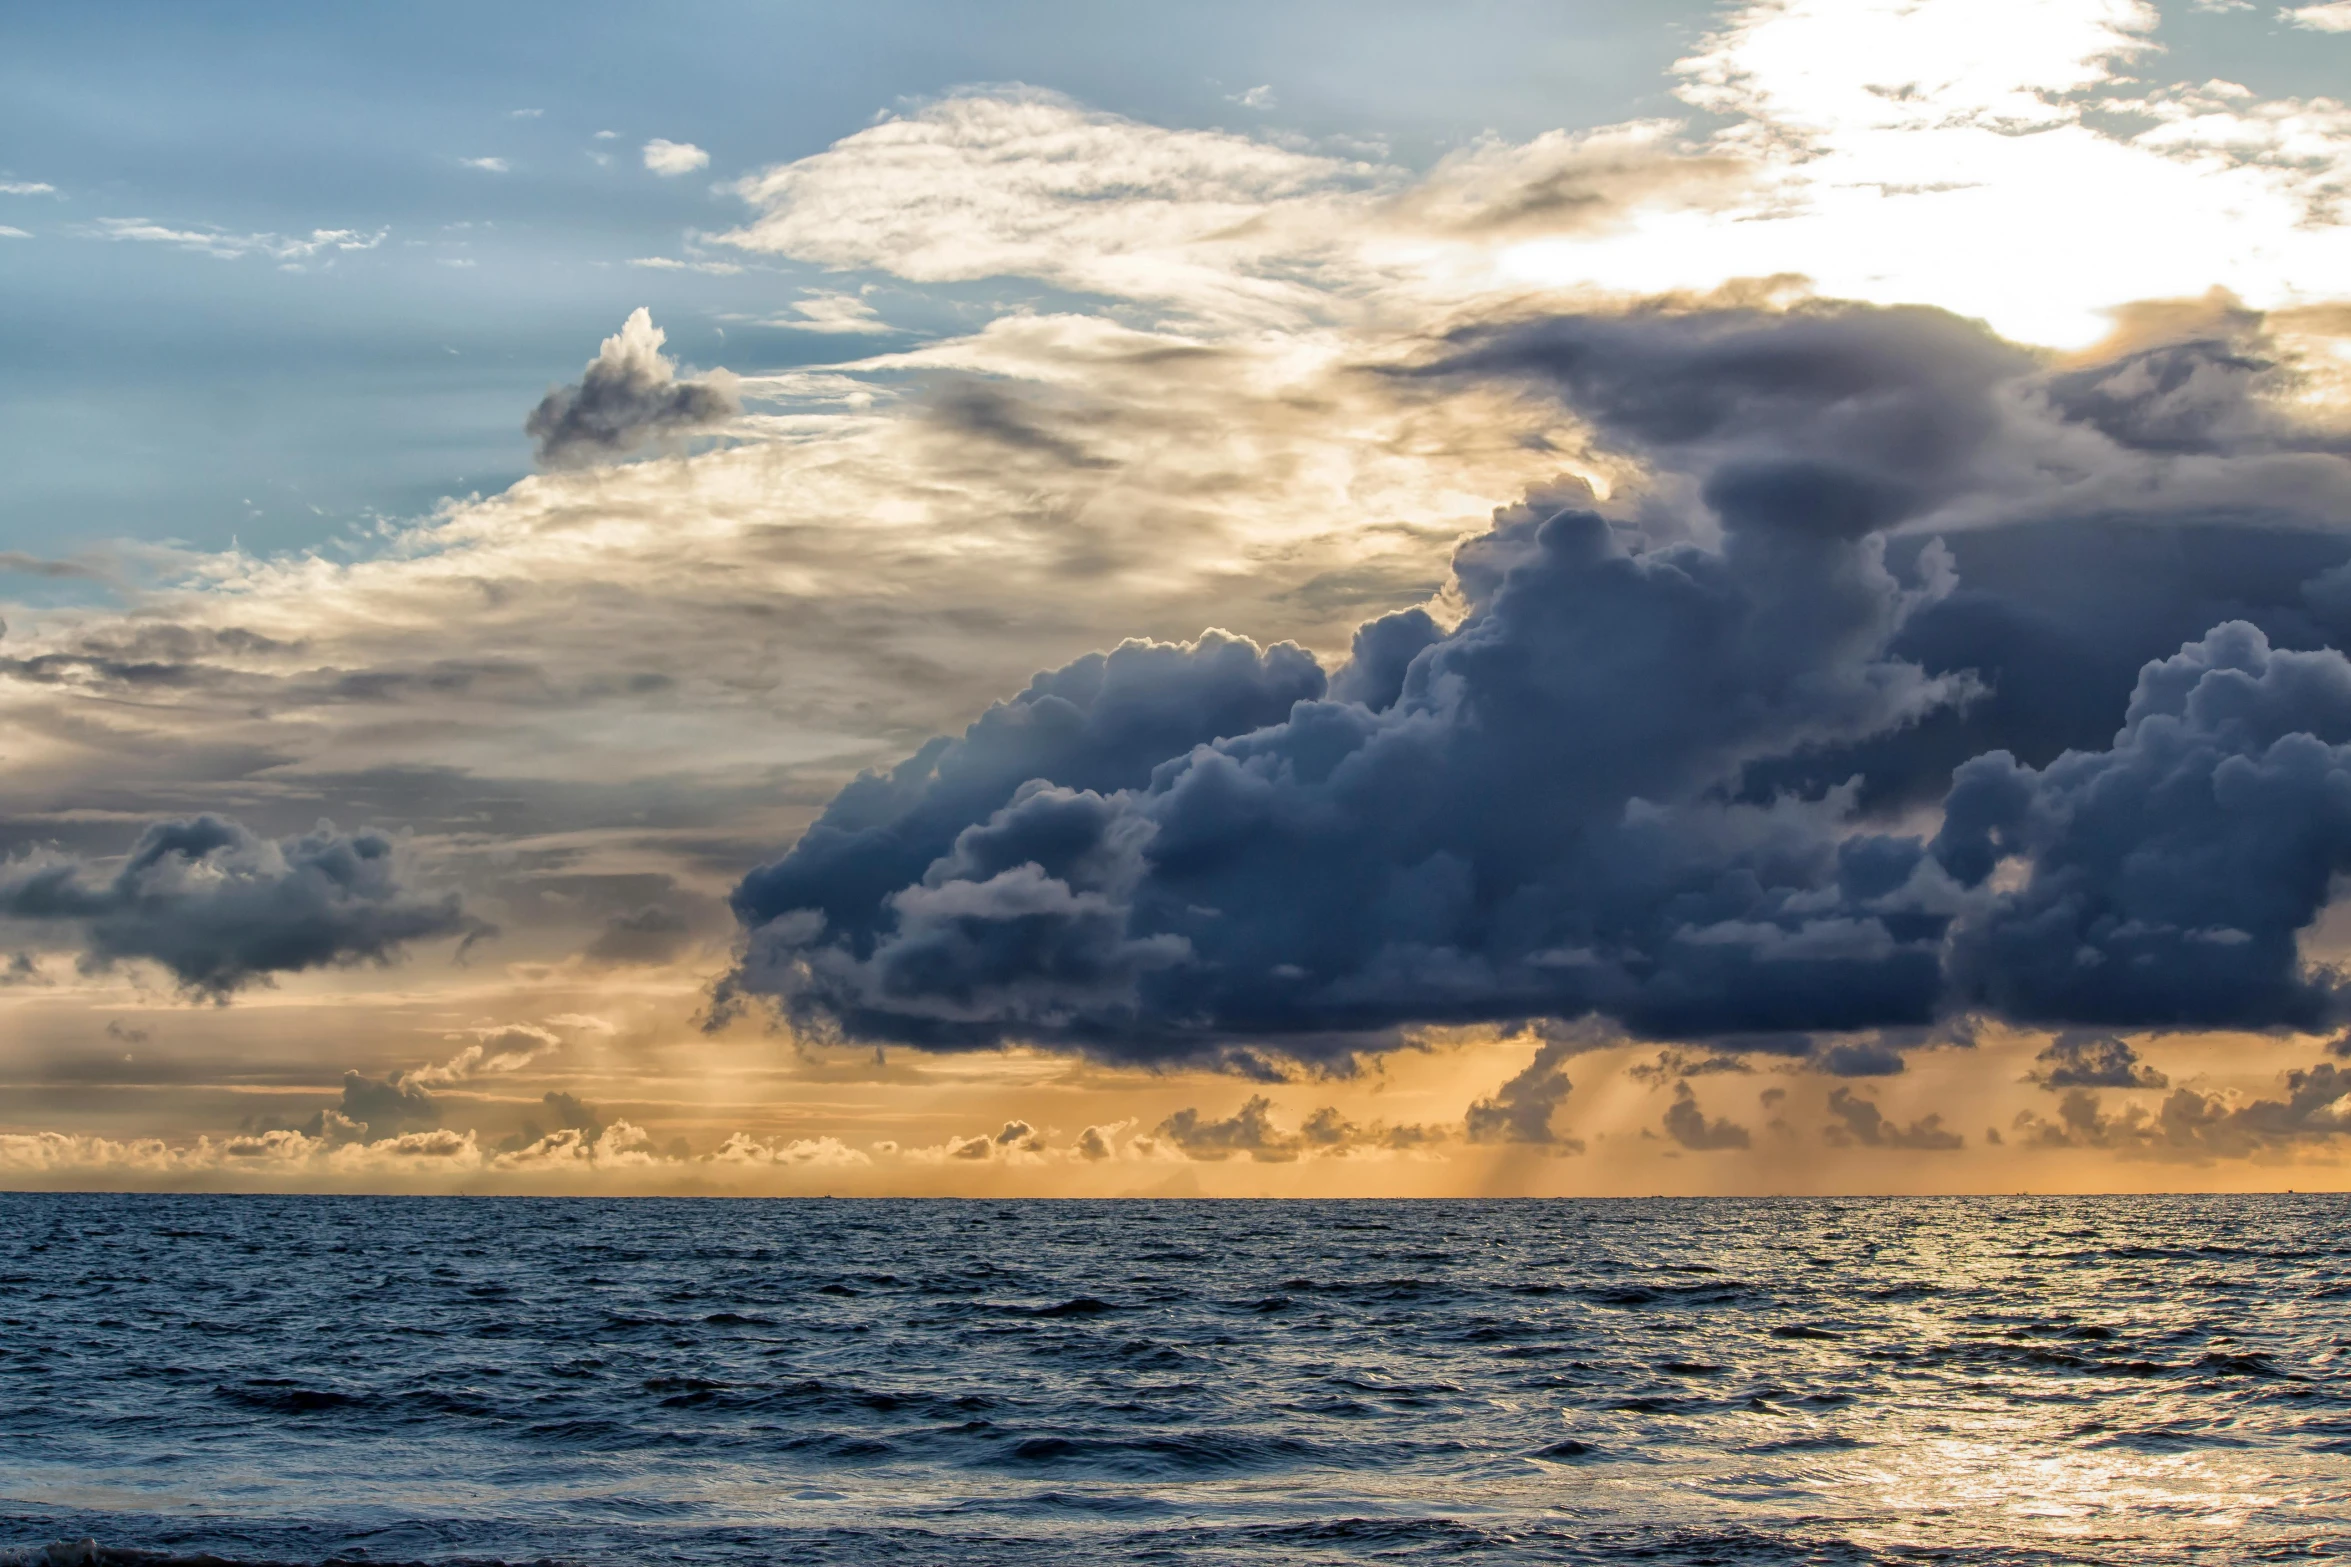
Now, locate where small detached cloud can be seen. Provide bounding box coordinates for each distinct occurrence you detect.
[0,816,484,1001]
[461,157,511,173]
[644,139,710,176]
[1662,1083,1752,1150]
[2028,1033,2169,1090]
[626,256,744,275]
[773,290,892,333]
[525,307,740,467]
[0,227,28,239]
[403,1024,563,1087]
[0,181,56,196]
[2282,2,2351,30]
[1823,1088,1964,1151]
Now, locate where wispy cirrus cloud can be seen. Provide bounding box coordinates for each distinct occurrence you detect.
[89,218,387,262]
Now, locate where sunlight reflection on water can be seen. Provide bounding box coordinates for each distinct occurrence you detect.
[1,1193,2345,1563]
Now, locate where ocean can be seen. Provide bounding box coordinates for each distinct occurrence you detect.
[1,1193,2344,1564]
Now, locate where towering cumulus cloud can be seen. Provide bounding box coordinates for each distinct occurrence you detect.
[0,816,480,999]
[725,295,2351,1068]
[526,308,739,467]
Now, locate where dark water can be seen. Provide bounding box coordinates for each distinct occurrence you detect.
[2,1194,2347,1565]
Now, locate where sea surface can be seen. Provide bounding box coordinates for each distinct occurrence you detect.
[1,1194,2346,1565]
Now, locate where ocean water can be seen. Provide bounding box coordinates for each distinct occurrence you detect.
[1,1195,2346,1565]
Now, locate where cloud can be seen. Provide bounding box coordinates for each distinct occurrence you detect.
[461,157,510,173]
[0,816,483,1000]
[0,227,27,239]
[0,181,56,196]
[1074,1120,1132,1160]
[90,219,387,262]
[2015,1063,2351,1160]
[1463,1023,1593,1147]
[1811,1038,1906,1077]
[0,1125,488,1177]
[1662,1081,1751,1150]
[582,904,693,966]
[403,1023,562,1086]
[1823,1086,1964,1150]
[538,1089,605,1135]
[1629,1046,1756,1083]
[7,12,2351,1182]
[643,139,710,176]
[1147,1096,1302,1162]
[1141,1095,1438,1161]
[707,1132,870,1167]
[1934,622,2351,1030]
[2027,1032,2168,1089]
[718,90,1387,323]
[626,256,744,274]
[720,292,2351,1068]
[771,291,892,333]
[0,551,105,579]
[724,453,1971,1060]
[525,307,740,466]
[2282,2,2351,30]
[265,1071,442,1143]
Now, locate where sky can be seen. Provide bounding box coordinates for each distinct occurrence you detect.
[4,0,2351,1195]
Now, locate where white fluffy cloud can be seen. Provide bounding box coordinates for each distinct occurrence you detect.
[2283,2,2351,30]
[643,138,710,176]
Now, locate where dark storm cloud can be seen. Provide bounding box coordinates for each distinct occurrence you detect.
[728,480,1962,1061]
[526,308,740,467]
[1424,301,2031,500]
[1811,1039,1906,1077]
[723,298,2351,1069]
[1934,624,2351,1031]
[0,816,484,1000]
